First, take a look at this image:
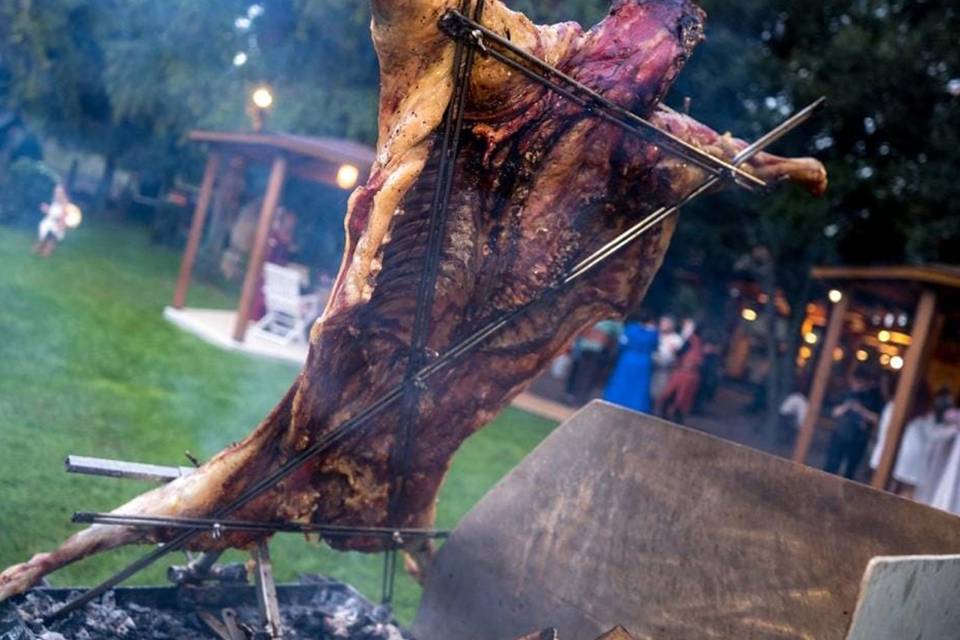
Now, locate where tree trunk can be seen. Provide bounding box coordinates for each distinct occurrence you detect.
[94,153,117,216]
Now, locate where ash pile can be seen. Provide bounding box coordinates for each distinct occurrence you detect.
[2,575,410,640]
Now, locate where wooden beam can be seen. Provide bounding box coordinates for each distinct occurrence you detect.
[233,154,287,342]
[871,289,938,489]
[172,151,220,309]
[793,294,849,464]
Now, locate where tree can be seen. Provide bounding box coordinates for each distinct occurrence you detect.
[653,0,960,437]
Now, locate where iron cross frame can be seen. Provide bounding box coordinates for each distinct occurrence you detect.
[47,0,823,621]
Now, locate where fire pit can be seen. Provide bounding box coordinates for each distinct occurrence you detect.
[1,575,409,640]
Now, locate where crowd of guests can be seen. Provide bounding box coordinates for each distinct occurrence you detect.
[561,315,960,516]
[822,369,960,513]
[777,367,960,514]
[563,313,719,425]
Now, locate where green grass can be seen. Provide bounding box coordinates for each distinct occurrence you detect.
[0,222,557,623]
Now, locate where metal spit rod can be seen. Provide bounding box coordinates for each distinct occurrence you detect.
[389,0,487,525]
[46,41,823,625]
[65,455,193,483]
[72,512,450,540]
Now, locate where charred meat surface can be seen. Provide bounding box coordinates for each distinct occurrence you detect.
[0,0,826,600]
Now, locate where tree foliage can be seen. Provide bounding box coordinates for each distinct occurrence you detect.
[1,0,957,264]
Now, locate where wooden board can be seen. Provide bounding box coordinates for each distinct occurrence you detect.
[413,402,960,640]
[845,555,960,640]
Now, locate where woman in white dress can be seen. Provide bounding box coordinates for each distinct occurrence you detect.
[888,386,956,499]
[920,397,960,514]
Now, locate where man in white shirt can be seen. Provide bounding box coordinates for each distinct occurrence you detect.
[651,315,683,401]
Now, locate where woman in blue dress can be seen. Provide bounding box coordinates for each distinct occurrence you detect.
[603,312,659,413]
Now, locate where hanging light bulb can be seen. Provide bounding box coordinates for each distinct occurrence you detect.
[336,164,360,190]
[252,87,274,109]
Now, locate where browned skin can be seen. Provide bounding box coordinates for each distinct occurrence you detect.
[0,0,826,600]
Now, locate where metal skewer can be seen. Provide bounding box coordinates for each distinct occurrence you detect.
[438,9,768,192]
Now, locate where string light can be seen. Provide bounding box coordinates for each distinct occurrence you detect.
[804,332,818,345]
[878,330,891,343]
[828,289,843,303]
[856,349,869,362]
[890,355,904,370]
[741,308,758,322]
[336,164,360,190]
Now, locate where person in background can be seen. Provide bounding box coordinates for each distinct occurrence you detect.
[823,367,883,480]
[778,379,810,445]
[884,384,956,499]
[252,207,299,321]
[650,315,683,401]
[603,311,659,413]
[693,328,722,414]
[656,321,704,424]
[565,319,620,405]
[34,183,72,257]
[917,388,960,511]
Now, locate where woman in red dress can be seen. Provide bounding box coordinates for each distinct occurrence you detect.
[656,321,704,424]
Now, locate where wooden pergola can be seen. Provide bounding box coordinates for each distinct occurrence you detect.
[171,130,375,342]
[792,264,960,489]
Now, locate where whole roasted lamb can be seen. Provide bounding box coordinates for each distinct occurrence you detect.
[0,0,826,600]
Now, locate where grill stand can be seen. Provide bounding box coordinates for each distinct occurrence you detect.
[63,454,421,638]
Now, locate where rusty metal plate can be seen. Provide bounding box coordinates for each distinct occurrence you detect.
[413,401,960,640]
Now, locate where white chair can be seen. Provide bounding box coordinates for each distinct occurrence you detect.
[251,263,321,345]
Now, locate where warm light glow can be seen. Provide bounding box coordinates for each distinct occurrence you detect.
[64,203,83,229]
[804,332,818,345]
[878,330,891,343]
[889,331,912,346]
[880,354,891,366]
[890,355,905,370]
[856,349,869,362]
[833,347,844,361]
[741,308,758,322]
[799,346,813,359]
[828,289,843,304]
[252,86,274,109]
[336,164,360,190]
[758,293,770,304]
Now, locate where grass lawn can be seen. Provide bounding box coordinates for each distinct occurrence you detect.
[0,222,557,624]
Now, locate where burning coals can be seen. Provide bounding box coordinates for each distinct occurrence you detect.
[2,575,410,640]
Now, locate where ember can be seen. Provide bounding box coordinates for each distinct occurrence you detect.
[2,576,408,640]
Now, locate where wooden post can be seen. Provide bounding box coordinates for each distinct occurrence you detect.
[871,289,938,489]
[233,154,287,342]
[793,294,849,464]
[173,151,221,309]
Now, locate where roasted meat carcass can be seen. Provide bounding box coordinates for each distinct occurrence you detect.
[0,0,826,600]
